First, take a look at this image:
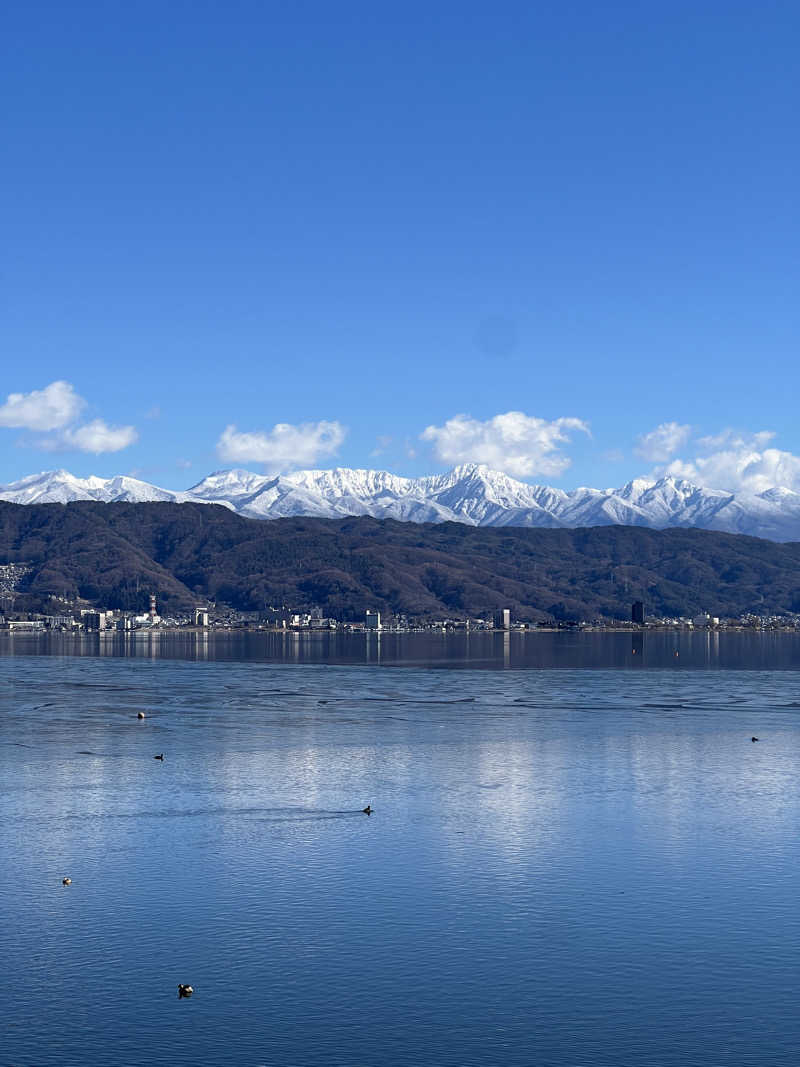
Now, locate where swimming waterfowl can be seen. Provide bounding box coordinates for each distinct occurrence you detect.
[362,805,372,815]
[137,712,146,719]
[178,984,194,998]
[62,877,72,885]
[154,753,164,760]
[751,736,759,742]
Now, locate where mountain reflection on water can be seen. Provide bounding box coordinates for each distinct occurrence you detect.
[5,650,800,1065]
[3,628,800,669]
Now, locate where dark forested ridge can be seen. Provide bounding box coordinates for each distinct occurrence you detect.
[1,500,800,621]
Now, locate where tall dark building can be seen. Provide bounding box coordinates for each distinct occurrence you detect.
[631,601,645,625]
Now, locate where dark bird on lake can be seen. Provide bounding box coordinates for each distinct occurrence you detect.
[751,736,759,742]
[154,753,164,760]
[362,805,372,815]
[62,877,72,885]
[177,984,193,998]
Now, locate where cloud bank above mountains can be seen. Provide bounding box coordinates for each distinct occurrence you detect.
[629,422,800,496]
[420,412,590,478]
[3,380,800,496]
[0,380,85,430]
[661,431,800,496]
[635,421,691,463]
[219,417,800,497]
[0,381,138,454]
[217,421,348,473]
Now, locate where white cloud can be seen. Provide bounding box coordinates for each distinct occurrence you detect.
[420,411,589,478]
[696,429,774,451]
[658,429,800,494]
[217,421,347,472]
[0,380,139,455]
[635,421,691,462]
[0,380,86,430]
[38,419,139,454]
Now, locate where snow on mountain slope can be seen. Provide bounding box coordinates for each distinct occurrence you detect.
[0,469,191,506]
[2,465,800,541]
[187,469,274,500]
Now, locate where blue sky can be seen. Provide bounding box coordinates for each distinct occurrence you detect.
[2,1,799,493]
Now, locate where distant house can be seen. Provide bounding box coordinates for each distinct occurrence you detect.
[262,608,289,629]
[3,619,45,631]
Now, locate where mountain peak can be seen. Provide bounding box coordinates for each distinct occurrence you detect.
[448,462,491,477]
[1,465,799,540]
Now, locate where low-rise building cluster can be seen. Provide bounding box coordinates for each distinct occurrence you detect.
[2,590,800,636]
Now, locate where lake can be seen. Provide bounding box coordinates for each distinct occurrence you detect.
[3,626,800,669]
[3,634,800,1065]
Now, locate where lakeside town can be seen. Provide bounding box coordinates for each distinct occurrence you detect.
[2,558,800,635]
[2,590,800,636]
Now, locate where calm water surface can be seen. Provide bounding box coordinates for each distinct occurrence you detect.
[4,627,800,669]
[3,638,800,1065]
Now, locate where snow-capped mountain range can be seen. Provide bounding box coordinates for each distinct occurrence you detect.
[2,464,800,541]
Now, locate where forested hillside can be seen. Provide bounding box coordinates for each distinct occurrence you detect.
[1,501,799,621]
